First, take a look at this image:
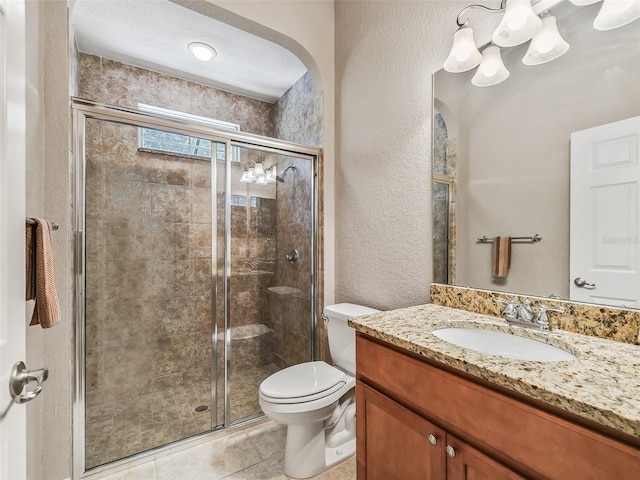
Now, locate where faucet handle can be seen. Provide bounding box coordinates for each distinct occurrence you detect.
[535,304,565,328]
[495,297,520,320]
[496,297,518,305]
[537,304,565,316]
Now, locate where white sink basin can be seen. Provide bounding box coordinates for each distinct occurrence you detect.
[432,328,577,362]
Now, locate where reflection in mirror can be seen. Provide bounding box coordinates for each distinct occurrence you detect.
[432,1,640,309]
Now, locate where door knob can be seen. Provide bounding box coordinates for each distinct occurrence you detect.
[574,277,596,289]
[9,361,49,404]
[445,445,456,458]
[427,434,438,446]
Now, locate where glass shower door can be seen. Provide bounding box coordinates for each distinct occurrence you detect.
[83,116,224,468]
[76,101,321,473]
[226,145,315,424]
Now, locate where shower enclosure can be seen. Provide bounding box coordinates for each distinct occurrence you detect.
[432,109,456,285]
[72,100,319,474]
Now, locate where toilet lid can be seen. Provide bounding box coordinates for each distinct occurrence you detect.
[260,361,347,400]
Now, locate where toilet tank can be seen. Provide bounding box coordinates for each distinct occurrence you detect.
[324,303,380,374]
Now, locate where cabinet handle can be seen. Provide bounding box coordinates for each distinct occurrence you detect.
[427,434,438,446]
[445,445,456,458]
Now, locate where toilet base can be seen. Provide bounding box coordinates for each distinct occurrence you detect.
[325,437,356,471]
[283,422,355,479]
[283,399,356,479]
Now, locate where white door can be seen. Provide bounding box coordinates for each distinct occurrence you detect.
[570,116,640,307]
[0,1,27,479]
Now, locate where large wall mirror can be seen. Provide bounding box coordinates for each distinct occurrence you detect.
[432,1,640,309]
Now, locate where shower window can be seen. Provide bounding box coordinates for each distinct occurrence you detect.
[137,104,240,162]
[139,128,214,159]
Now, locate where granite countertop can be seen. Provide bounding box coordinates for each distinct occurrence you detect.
[349,304,640,439]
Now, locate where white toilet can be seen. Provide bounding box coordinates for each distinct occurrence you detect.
[258,303,380,479]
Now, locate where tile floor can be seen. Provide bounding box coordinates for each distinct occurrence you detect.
[90,420,356,480]
[86,364,279,468]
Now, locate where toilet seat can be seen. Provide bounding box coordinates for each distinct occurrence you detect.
[259,361,348,404]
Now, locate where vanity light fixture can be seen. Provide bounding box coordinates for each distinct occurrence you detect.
[187,42,217,62]
[444,0,568,86]
[255,175,268,186]
[240,161,277,185]
[492,0,542,47]
[443,26,483,73]
[593,0,640,31]
[472,45,510,86]
[570,0,640,30]
[240,166,255,183]
[266,165,277,184]
[253,162,266,178]
[522,13,570,65]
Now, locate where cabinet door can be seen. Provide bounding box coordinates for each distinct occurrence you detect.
[356,381,446,480]
[446,434,526,480]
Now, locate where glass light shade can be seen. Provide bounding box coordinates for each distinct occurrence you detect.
[254,162,265,177]
[240,170,251,183]
[255,175,268,185]
[266,166,277,183]
[522,16,569,65]
[570,0,601,5]
[247,167,256,181]
[593,0,640,30]
[492,0,542,47]
[187,42,217,62]
[472,46,510,87]
[443,27,482,73]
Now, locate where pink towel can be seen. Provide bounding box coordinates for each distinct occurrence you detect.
[26,219,60,328]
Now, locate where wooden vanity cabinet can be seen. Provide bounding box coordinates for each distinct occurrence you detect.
[357,381,524,480]
[357,380,446,480]
[356,333,640,480]
[445,433,525,480]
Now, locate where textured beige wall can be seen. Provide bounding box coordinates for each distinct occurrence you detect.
[25,1,45,479]
[24,1,74,478]
[25,1,72,479]
[334,0,483,310]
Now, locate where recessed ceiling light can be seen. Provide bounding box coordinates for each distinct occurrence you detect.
[187,42,217,62]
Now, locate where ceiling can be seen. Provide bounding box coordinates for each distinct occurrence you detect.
[71,0,308,103]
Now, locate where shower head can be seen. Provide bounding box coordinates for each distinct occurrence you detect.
[276,165,297,183]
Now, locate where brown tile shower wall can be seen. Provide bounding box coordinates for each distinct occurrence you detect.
[269,157,313,369]
[272,73,325,365]
[78,53,275,137]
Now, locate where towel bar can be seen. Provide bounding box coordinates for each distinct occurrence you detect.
[26,217,59,231]
[477,234,542,244]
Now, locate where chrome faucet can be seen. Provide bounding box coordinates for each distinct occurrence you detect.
[496,298,565,331]
[514,300,535,322]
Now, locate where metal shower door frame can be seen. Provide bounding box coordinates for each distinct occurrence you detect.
[71,98,320,478]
